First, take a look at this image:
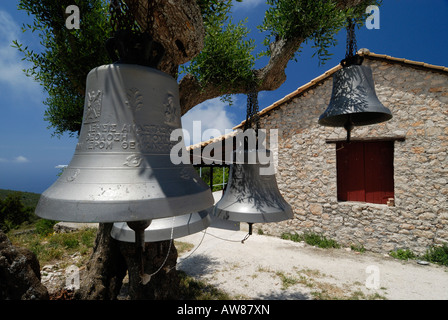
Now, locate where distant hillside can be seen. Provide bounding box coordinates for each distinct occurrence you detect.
[0,189,41,209]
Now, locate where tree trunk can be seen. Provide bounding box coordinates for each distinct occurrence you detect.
[76,223,127,299]
[76,224,179,300]
[119,240,179,300]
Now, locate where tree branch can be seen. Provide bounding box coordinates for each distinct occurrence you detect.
[179,0,373,115]
[179,35,303,116]
[130,0,205,77]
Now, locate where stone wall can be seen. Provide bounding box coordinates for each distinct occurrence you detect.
[258,58,448,254]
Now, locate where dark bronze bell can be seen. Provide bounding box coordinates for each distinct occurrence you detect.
[318,63,392,141]
[35,63,213,223]
[213,149,293,224]
[111,209,211,242]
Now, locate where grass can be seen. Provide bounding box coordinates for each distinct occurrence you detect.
[275,271,300,290]
[255,266,386,300]
[422,244,448,266]
[389,248,416,260]
[178,270,232,300]
[7,223,231,300]
[281,231,448,268]
[350,244,366,253]
[389,245,448,267]
[9,220,445,300]
[8,225,97,267]
[281,231,340,249]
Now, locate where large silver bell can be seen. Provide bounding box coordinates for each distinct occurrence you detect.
[35,64,213,223]
[111,210,211,242]
[318,64,392,138]
[213,149,293,224]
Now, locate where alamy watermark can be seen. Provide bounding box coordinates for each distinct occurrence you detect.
[65,265,80,290]
[365,5,380,30]
[65,5,80,30]
[365,265,380,289]
[170,122,279,175]
[66,4,380,31]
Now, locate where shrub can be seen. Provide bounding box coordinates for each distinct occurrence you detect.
[303,232,340,249]
[0,192,33,231]
[422,244,448,266]
[281,232,301,242]
[35,219,57,236]
[350,244,366,253]
[389,249,416,260]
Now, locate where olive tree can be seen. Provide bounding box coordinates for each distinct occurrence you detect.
[14,0,379,299]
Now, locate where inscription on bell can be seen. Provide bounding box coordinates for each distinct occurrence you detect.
[82,122,177,152]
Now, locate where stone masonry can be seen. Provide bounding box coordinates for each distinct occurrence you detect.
[255,51,448,255]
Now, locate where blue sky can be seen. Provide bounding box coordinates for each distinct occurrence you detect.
[0,0,447,194]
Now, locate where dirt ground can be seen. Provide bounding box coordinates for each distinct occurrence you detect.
[177,222,448,300]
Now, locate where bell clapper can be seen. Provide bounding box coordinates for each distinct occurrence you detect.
[241,223,253,244]
[343,117,354,143]
[127,220,152,284]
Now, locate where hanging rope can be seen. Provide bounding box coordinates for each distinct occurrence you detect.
[140,216,176,285]
[203,229,252,244]
[172,226,252,274]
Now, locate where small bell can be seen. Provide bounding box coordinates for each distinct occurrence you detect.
[213,149,293,224]
[319,18,392,141]
[318,62,392,142]
[111,210,212,242]
[35,63,213,223]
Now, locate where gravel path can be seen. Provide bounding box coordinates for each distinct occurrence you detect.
[177,223,448,300]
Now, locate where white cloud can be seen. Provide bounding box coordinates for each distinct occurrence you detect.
[0,10,42,98]
[233,0,265,9]
[14,156,29,163]
[181,98,237,146]
[0,156,30,163]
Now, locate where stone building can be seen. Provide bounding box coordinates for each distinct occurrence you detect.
[190,49,448,255]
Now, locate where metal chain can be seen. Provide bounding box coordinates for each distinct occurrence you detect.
[106,0,164,67]
[109,0,141,33]
[345,18,357,59]
[244,90,260,134]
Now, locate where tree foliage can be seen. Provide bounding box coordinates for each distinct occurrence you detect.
[196,167,229,192]
[260,0,377,64]
[14,0,380,135]
[13,0,112,136]
[0,192,35,232]
[183,0,256,100]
